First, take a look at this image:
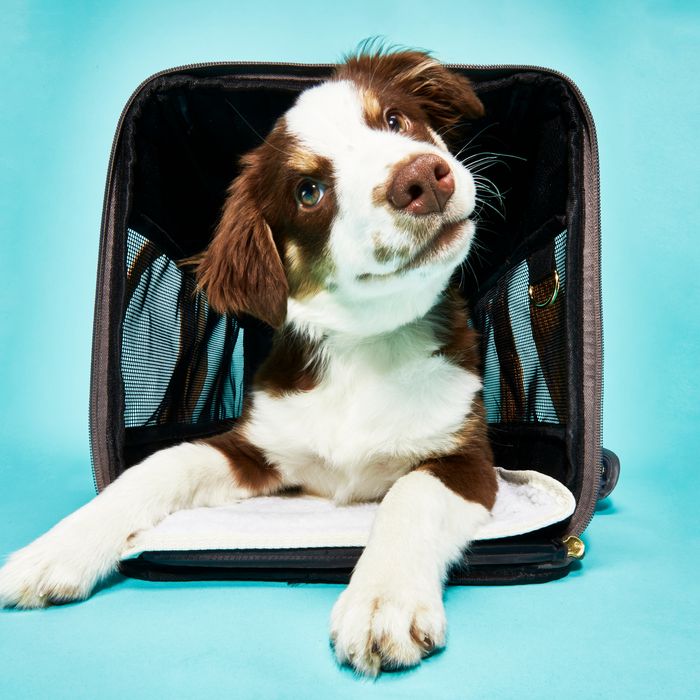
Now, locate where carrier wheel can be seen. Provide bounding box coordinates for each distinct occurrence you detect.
[598,448,620,500]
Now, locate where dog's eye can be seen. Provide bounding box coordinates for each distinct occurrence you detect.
[295,179,326,208]
[386,110,409,132]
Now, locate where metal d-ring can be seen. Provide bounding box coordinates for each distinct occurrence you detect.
[528,269,560,308]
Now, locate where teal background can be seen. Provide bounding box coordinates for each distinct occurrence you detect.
[1,1,698,697]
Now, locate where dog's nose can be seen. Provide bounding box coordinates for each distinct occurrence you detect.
[388,154,455,215]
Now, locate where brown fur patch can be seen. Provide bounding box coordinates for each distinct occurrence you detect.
[202,426,282,494]
[258,126,337,299]
[358,220,466,281]
[195,120,339,321]
[417,400,497,511]
[357,83,436,145]
[360,88,384,127]
[194,144,289,327]
[284,242,335,299]
[416,288,497,510]
[371,232,410,264]
[428,287,482,373]
[286,146,327,175]
[337,50,484,139]
[285,184,336,270]
[253,327,324,397]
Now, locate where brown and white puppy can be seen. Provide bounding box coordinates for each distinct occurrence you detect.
[0,50,497,676]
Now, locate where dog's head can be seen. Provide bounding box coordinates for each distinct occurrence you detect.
[196,50,484,334]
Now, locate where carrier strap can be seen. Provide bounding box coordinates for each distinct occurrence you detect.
[527,235,568,422]
[492,278,526,421]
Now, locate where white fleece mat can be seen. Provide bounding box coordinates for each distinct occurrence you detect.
[122,468,575,559]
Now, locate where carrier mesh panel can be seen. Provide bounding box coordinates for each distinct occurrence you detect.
[121,227,566,436]
[473,230,567,425]
[122,229,244,428]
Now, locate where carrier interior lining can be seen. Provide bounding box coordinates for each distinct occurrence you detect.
[122,467,575,558]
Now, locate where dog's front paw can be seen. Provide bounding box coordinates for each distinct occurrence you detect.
[0,530,114,609]
[330,579,446,676]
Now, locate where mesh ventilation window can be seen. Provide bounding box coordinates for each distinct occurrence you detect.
[122,229,244,428]
[121,227,568,433]
[474,230,567,425]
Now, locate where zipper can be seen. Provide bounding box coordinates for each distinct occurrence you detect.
[90,61,604,539]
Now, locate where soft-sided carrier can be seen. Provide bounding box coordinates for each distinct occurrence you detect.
[89,61,620,586]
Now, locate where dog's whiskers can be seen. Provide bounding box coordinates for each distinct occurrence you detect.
[453,122,500,159]
[464,156,504,172]
[473,176,506,208]
[474,197,506,221]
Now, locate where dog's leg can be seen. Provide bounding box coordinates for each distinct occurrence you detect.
[330,464,495,676]
[0,440,276,609]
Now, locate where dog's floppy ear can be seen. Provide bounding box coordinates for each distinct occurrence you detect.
[195,156,288,328]
[343,49,484,130]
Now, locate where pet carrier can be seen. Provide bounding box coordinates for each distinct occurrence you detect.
[89,62,619,584]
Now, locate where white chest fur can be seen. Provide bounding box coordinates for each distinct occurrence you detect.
[244,321,482,503]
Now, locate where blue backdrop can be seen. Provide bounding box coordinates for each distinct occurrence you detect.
[1,1,698,698]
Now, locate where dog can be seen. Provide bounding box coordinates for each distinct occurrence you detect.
[0,48,497,676]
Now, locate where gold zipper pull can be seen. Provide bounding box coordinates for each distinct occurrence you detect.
[562,535,586,560]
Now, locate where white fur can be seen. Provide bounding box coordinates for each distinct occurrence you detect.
[331,470,490,676]
[245,318,481,504]
[0,443,246,608]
